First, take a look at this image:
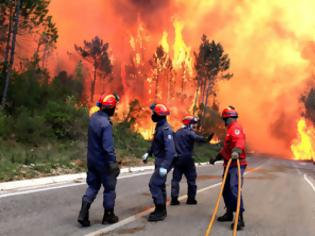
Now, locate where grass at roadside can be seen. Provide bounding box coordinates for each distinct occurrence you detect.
[194,143,221,163]
[0,139,87,181]
[0,121,151,182]
[0,123,220,182]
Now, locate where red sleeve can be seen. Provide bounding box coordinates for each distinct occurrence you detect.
[229,127,246,150]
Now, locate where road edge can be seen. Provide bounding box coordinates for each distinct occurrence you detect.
[0,162,217,192]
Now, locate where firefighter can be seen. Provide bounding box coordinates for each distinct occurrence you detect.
[170,115,213,205]
[77,94,121,227]
[210,106,247,230]
[142,103,176,222]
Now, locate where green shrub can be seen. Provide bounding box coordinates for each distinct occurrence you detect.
[0,111,11,138]
[113,121,149,160]
[14,108,49,144]
[44,97,88,139]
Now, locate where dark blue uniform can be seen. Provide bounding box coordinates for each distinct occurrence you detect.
[223,166,246,212]
[82,111,117,210]
[171,126,205,200]
[148,119,176,205]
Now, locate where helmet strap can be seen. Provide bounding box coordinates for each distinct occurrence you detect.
[103,107,116,117]
[151,113,165,123]
[224,117,236,126]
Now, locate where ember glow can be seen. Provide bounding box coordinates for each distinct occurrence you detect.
[210,135,221,145]
[291,118,315,161]
[48,0,315,157]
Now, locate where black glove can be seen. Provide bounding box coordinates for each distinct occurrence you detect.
[206,133,215,142]
[108,162,120,177]
[209,153,223,165]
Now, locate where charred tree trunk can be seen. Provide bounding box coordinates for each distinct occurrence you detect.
[193,76,201,115]
[1,5,13,83]
[154,73,159,101]
[1,0,21,109]
[201,83,212,130]
[90,64,97,102]
[200,77,207,106]
[167,73,170,102]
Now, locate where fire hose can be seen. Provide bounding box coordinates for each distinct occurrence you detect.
[204,158,242,236]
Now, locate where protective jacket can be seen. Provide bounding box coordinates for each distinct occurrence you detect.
[219,120,247,167]
[87,111,117,166]
[148,119,175,170]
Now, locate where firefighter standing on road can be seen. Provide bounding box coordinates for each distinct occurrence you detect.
[210,106,247,230]
[78,94,120,227]
[142,103,176,222]
[170,115,213,205]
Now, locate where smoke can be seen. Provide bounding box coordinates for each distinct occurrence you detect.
[111,0,172,30]
[48,0,315,157]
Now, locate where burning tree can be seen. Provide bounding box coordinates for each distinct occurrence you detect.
[32,15,58,69]
[125,23,150,99]
[0,0,57,108]
[302,87,315,124]
[75,36,112,103]
[193,35,233,127]
[149,45,173,101]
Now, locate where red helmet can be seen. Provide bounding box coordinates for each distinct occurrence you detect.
[97,94,120,109]
[182,115,199,126]
[221,106,238,119]
[150,103,170,116]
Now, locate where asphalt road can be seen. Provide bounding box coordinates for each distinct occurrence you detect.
[0,156,314,236]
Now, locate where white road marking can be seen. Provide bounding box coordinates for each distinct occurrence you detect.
[84,181,223,236]
[291,162,315,194]
[303,174,315,193]
[85,163,264,236]
[0,171,153,199]
[0,165,216,199]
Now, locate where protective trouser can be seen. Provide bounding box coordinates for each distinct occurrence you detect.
[171,158,197,199]
[83,164,117,209]
[222,166,246,212]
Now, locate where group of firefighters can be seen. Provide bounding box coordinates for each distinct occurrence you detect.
[77,93,247,231]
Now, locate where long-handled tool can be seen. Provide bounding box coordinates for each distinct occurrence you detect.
[233,158,242,236]
[204,158,242,236]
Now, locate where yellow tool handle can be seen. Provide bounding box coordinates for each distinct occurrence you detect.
[204,158,232,236]
[233,159,242,236]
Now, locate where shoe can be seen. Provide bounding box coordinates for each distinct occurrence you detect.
[148,204,167,222]
[102,209,119,224]
[77,199,91,227]
[217,210,233,222]
[170,197,180,205]
[186,198,198,205]
[231,212,245,230]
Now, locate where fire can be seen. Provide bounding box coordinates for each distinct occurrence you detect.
[210,135,221,145]
[133,123,154,140]
[290,118,315,161]
[172,20,193,74]
[160,32,169,54]
[48,0,315,157]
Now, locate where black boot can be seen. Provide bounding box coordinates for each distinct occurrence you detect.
[148,204,167,222]
[231,212,245,230]
[77,199,91,227]
[186,197,198,205]
[102,209,119,224]
[217,210,233,222]
[170,197,180,205]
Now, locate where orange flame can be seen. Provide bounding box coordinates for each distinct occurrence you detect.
[291,118,315,161]
[160,31,169,53]
[133,123,154,140]
[172,20,193,74]
[210,135,221,144]
[48,0,315,157]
